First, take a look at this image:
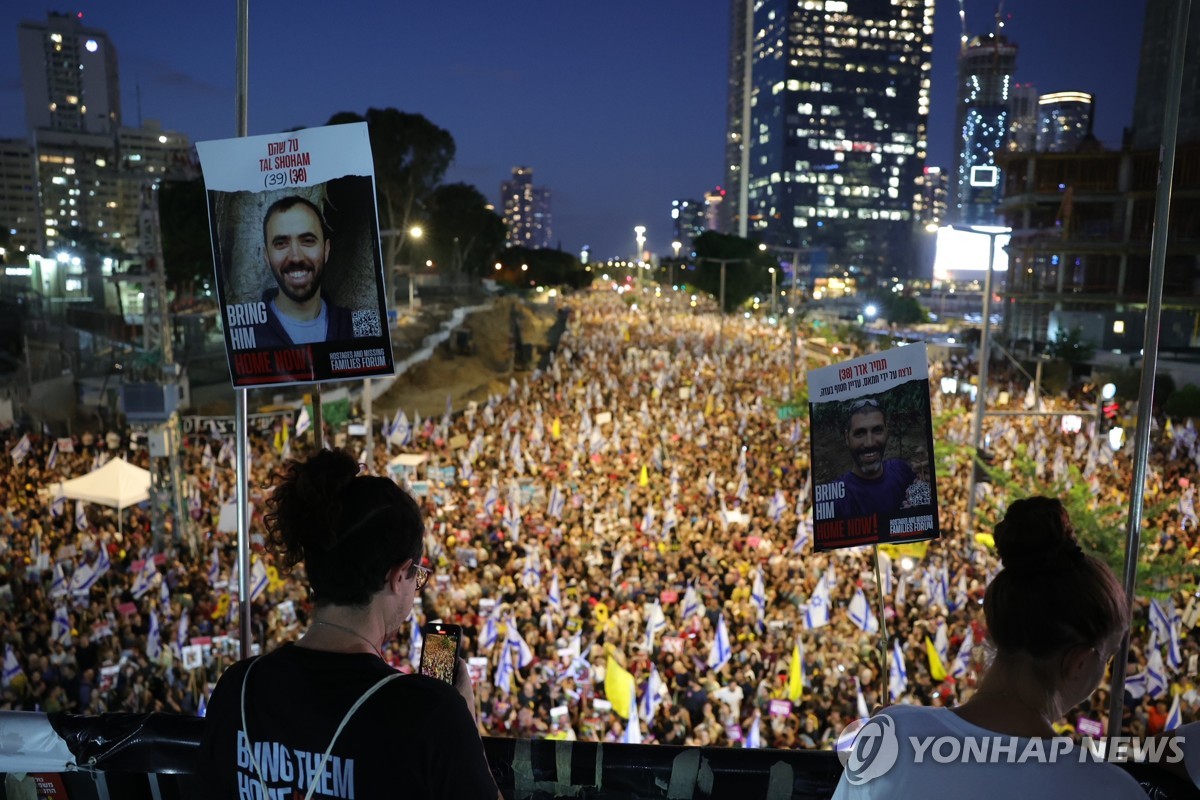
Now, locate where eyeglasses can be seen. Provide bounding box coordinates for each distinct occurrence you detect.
[410,564,432,591]
[848,398,882,414]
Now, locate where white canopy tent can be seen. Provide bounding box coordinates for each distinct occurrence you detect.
[52,458,151,537]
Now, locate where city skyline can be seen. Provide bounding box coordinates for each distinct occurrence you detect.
[1,1,1145,261]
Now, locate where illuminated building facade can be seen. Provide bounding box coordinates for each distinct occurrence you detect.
[914,166,948,228]
[953,33,1017,225]
[1131,0,1200,148]
[726,0,934,281]
[500,166,553,249]
[1006,83,1039,153]
[1036,92,1094,153]
[670,198,707,254]
[18,12,120,136]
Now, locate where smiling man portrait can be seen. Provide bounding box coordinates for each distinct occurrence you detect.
[831,396,917,519]
[253,195,354,347]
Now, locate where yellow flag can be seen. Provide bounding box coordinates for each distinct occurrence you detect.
[788,643,804,702]
[878,540,929,561]
[705,395,714,416]
[974,532,995,548]
[605,654,635,719]
[551,417,562,441]
[639,465,649,487]
[926,636,947,682]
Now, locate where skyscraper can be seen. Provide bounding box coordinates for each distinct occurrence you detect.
[500,167,553,249]
[1006,83,1040,153]
[1036,92,1094,152]
[1130,0,1200,148]
[670,199,707,254]
[914,167,949,229]
[18,12,121,136]
[953,32,1017,225]
[724,0,934,281]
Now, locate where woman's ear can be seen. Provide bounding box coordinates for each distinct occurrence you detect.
[387,559,413,591]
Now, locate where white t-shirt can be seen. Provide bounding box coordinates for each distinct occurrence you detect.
[832,705,1147,800]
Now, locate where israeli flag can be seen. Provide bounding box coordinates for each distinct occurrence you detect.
[9,433,31,465]
[641,665,666,722]
[46,440,58,471]
[889,639,908,702]
[176,610,190,654]
[481,611,500,651]
[640,504,655,536]
[408,613,423,670]
[130,557,157,600]
[502,501,521,543]
[547,484,565,520]
[49,563,68,599]
[69,561,98,598]
[521,547,542,590]
[804,576,831,629]
[792,518,811,554]
[1,644,23,687]
[392,410,412,446]
[75,500,89,530]
[735,472,749,502]
[767,490,786,524]
[848,587,879,634]
[951,626,974,679]
[1168,607,1184,672]
[207,549,220,585]
[744,713,762,749]
[197,693,208,718]
[1166,693,1182,731]
[506,618,534,668]
[548,572,561,610]
[669,468,681,498]
[1125,671,1148,700]
[622,689,642,744]
[249,558,269,601]
[707,613,731,671]
[855,677,870,720]
[146,610,163,661]
[291,405,311,438]
[483,483,499,516]
[751,569,767,631]
[201,443,214,469]
[705,472,716,498]
[52,606,72,646]
[877,550,894,596]
[644,601,667,652]
[662,504,678,537]
[161,569,172,606]
[50,491,66,518]
[1146,648,1168,699]
[611,548,625,582]
[681,585,702,621]
[1149,599,1172,645]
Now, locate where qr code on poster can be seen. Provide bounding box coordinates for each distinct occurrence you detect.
[351,309,382,338]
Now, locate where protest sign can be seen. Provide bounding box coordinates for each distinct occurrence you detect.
[196,123,394,388]
[807,343,939,551]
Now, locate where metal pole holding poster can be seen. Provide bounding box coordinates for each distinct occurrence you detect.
[364,377,373,471]
[1106,0,1191,741]
[234,0,252,660]
[312,384,324,449]
[872,545,890,705]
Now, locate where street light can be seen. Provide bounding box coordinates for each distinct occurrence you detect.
[950,223,1011,535]
[768,267,777,317]
[671,240,681,290]
[634,226,647,289]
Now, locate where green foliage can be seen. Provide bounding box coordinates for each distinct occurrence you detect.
[872,293,929,325]
[496,247,587,289]
[1164,384,1200,419]
[424,183,505,275]
[1097,366,1176,407]
[327,109,456,270]
[969,441,1191,599]
[690,232,776,311]
[1044,326,1095,364]
[159,177,215,290]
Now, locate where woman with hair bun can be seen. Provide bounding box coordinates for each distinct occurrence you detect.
[834,496,1150,798]
[198,449,499,799]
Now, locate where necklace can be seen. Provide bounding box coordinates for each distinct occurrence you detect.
[310,619,384,659]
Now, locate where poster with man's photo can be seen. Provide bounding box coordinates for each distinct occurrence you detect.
[807,343,939,552]
[196,123,395,388]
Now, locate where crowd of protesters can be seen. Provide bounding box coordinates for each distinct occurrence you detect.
[0,288,1196,749]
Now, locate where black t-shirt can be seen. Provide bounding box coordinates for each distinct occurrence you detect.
[198,644,497,799]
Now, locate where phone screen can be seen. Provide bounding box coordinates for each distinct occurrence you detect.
[420,625,459,683]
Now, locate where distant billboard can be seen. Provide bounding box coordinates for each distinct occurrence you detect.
[932,226,1010,281]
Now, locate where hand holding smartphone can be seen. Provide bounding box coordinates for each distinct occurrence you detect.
[419,622,462,684]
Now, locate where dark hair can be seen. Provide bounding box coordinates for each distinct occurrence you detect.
[264,449,423,607]
[983,496,1128,659]
[262,195,332,244]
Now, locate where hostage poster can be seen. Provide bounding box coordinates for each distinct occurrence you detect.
[196,122,395,388]
[807,343,939,551]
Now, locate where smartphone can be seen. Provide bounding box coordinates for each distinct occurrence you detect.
[419,622,462,684]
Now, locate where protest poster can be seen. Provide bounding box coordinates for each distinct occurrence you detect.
[196,123,395,388]
[807,343,939,551]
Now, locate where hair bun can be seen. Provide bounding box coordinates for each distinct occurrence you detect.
[994,496,1085,575]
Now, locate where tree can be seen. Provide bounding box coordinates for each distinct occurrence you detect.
[690,231,775,311]
[424,183,506,275]
[1044,326,1095,364]
[1164,384,1200,419]
[495,247,587,289]
[326,109,456,271]
[159,177,215,293]
[872,293,929,325]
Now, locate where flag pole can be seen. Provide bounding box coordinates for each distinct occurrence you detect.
[233,0,253,661]
[872,544,890,706]
[312,383,324,449]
